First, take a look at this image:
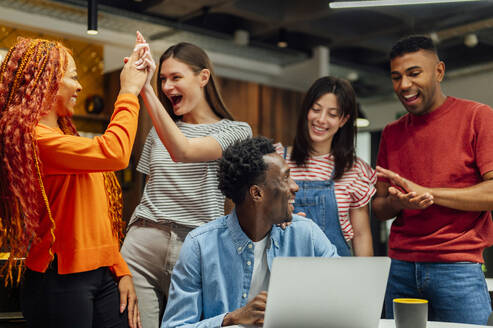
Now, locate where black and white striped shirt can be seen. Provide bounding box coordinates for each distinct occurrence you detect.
[130,119,252,227]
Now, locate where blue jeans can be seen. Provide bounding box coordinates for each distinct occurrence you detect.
[385,259,491,325]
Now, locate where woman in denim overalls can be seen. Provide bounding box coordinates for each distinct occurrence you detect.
[278,76,375,256]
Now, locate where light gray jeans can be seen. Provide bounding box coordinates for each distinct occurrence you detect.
[121,219,193,328]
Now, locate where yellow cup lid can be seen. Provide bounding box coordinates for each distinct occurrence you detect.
[393,298,428,304]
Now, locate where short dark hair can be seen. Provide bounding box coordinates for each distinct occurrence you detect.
[390,35,437,60]
[218,137,275,205]
[291,76,356,180]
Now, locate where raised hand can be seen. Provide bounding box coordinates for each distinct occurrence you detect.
[387,186,434,210]
[123,31,147,63]
[376,166,428,194]
[377,166,434,210]
[120,31,149,96]
[134,45,156,89]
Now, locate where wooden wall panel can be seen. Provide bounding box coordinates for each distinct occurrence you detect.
[258,85,303,145]
[216,77,260,136]
[216,76,304,144]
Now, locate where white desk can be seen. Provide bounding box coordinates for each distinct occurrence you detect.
[228,319,489,327]
[379,319,488,327]
[485,278,493,291]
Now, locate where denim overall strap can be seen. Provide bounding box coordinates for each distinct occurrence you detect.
[284,147,350,256]
[292,167,351,256]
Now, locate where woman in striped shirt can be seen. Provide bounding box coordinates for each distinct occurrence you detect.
[121,42,252,328]
[276,76,376,256]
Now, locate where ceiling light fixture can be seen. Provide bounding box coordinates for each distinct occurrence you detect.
[346,71,359,82]
[429,31,440,44]
[277,28,288,48]
[464,33,478,47]
[87,0,98,35]
[234,29,249,46]
[329,0,480,9]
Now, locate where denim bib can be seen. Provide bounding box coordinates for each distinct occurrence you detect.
[285,147,351,256]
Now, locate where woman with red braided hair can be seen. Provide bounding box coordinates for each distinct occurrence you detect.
[0,32,148,328]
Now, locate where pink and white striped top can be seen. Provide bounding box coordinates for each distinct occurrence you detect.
[275,143,377,241]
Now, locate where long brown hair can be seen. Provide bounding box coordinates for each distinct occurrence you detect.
[291,76,357,180]
[0,38,124,284]
[156,42,234,121]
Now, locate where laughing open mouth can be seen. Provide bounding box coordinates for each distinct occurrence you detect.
[169,95,183,106]
[312,125,328,133]
[403,92,419,103]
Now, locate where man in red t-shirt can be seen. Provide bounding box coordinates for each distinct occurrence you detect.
[372,35,493,325]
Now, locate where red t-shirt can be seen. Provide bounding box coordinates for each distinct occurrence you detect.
[377,96,493,263]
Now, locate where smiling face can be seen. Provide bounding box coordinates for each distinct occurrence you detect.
[306,93,349,155]
[261,153,299,225]
[390,49,445,116]
[55,53,81,117]
[159,57,209,118]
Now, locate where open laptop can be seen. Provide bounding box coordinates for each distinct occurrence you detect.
[263,257,391,328]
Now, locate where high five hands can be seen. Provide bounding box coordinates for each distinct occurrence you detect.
[121,31,154,91]
[376,166,434,210]
[119,31,149,96]
[127,31,156,90]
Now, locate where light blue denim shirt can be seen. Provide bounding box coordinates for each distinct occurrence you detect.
[161,211,339,328]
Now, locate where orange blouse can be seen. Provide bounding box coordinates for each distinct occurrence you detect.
[25,94,139,277]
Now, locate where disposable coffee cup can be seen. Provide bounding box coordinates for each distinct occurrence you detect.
[393,298,428,328]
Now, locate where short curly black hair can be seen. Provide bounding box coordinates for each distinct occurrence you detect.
[390,35,437,60]
[218,136,276,205]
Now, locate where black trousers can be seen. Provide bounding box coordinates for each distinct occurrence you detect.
[21,262,129,328]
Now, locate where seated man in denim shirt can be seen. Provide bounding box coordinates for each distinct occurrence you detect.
[161,136,338,328]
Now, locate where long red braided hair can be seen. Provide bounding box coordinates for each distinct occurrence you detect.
[0,37,124,285]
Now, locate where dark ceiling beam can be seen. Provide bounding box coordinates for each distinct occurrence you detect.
[333,9,493,52]
[244,6,417,50]
[476,31,493,47]
[247,12,332,40]
[247,5,414,42]
[436,17,493,42]
[246,1,334,38]
[362,7,417,26]
[108,0,163,11]
[171,0,237,23]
